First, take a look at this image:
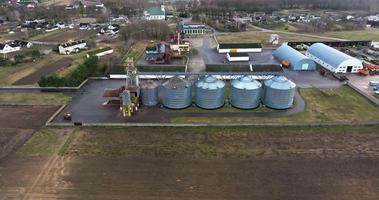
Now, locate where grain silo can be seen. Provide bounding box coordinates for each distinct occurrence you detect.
[161,76,192,109]
[263,76,296,109]
[230,76,262,109]
[140,80,160,106]
[195,76,225,109]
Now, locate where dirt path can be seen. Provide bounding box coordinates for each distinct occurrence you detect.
[13,58,73,86]
[21,130,76,200]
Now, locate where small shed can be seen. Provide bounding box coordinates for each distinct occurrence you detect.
[226,53,249,62]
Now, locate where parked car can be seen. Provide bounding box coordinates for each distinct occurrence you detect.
[369,81,379,86]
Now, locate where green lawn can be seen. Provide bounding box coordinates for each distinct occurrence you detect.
[172,86,379,123]
[0,92,71,105]
[320,29,379,41]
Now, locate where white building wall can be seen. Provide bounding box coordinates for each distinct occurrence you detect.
[218,48,262,53]
[306,52,363,73]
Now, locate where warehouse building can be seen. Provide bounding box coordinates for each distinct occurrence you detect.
[177,23,207,36]
[217,43,262,53]
[306,43,363,73]
[226,53,249,62]
[273,44,316,70]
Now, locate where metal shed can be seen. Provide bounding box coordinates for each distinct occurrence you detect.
[230,76,262,109]
[306,43,363,73]
[161,76,192,109]
[273,44,316,70]
[195,76,225,109]
[263,76,296,109]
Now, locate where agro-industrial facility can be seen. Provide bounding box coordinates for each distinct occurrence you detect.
[306,43,363,73]
[125,75,297,111]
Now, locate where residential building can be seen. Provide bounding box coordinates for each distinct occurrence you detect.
[58,40,87,55]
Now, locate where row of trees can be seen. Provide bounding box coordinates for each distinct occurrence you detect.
[38,56,103,87]
[120,21,170,42]
[197,0,379,12]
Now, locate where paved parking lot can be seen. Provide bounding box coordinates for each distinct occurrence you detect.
[346,74,379,98]
[190,35,279,66]
[284,69,343,89]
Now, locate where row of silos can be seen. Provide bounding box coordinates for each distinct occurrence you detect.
[139,75,296,110]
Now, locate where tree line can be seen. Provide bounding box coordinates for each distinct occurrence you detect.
[197,0,379,12]
[38,56,104,87]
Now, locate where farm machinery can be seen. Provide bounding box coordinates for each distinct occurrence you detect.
[358,62,379,76]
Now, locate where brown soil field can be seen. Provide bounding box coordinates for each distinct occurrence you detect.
[0,126,378,199]
[13,57,73,86]
[0,105,59,160]
[36,30,95,43]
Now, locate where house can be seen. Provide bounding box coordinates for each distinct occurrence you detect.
[217,43,262,53]
[0,44,20,54]
[145,43,166,61]
[58,40,87,55]
[177,22,207,37]
[306,43,363,73]
[0,40,32,54]
[144,6,166,20]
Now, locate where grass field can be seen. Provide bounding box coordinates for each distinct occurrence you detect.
[216,31,327,47]
[172,86,379,123]
[0,92,71,105]
[2,125,378,199]
[17,125,379,158]
[320,29,379,41]
[0,54,62,86]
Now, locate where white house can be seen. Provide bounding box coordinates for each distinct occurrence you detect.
[0,40,33,54]
[306,43,363,73]
[0,44,20,54]
[58,40,87,55]
[144,5,166,20]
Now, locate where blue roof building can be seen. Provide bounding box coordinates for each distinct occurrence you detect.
[306,43,363,73]
[273,44,316,71]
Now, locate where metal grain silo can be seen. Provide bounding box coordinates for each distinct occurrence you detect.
[195,76,225,109]
[161,76,192,109]
[140,80,159,106]
[230,76,262,109]
[263,76,296,109]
